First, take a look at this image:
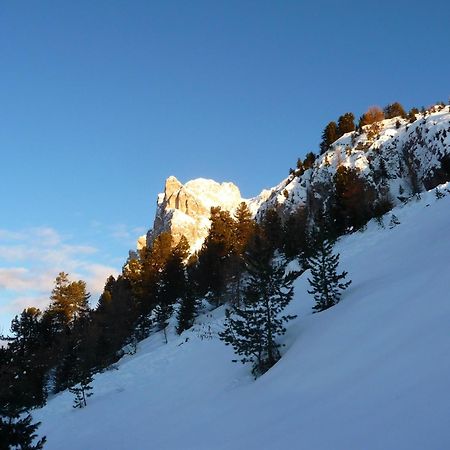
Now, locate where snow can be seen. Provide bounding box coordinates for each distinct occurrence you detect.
[35,184,450,450]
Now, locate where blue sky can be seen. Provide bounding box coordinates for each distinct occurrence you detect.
[1,0,449,332]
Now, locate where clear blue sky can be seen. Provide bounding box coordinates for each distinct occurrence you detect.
[1,0,449,332]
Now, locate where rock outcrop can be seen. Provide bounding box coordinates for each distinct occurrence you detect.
[146,176,244,251]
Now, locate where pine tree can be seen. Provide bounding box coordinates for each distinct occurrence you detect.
[68,372,93,409]
[219,235,297,377]
[47,273,91,331]
[384,102,407,119]
[196,207,236,306]
[303,152,317,170]
[0,414,46,449]
[176,285,198,335]
[320,122,338,154]
[337,112,355,136]
[0,347,47,449]
[307,237,351,312]
[154,237,189,343]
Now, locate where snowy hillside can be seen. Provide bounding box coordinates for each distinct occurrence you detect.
[144,105,450,250]
[254,105,450,217]
[35,184,450,450]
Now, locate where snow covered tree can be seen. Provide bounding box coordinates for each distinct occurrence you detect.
[307,237,351,312]
[220,235,297,377]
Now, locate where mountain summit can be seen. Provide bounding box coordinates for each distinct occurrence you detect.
[146,176,244,251]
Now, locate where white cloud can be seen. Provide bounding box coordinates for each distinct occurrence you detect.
[0,227,120,329]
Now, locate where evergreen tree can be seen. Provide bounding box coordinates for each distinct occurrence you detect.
[47,273,91,331]
[176,285,198,335]
[320,122,338,154]
[332,166,376,233]
[282,206,309,260]
[68,372,93,409]
[196,207,236,306]
[337,112,355,136]
[384,102,407,119]
[219,235,298,377]
[0,346,47,449]
[302,152,316,170]
[154,236,189,343]
[307,237,351,312]
[260,208,283,253]
[0,414,46,450]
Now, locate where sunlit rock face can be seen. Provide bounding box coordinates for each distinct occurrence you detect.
[147,176,244,251]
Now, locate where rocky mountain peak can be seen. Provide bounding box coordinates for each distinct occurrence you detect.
[146,176,244,251]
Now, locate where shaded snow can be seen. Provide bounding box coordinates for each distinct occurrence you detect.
[36,184,450,450]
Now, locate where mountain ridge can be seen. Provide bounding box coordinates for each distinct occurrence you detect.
[141,104,450,251]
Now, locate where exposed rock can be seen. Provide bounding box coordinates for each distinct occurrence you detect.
[147,176,244,251]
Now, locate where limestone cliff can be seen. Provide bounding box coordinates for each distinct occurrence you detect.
[146,176,244,251]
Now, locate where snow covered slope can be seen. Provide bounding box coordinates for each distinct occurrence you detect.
[254,104,450,218]
[36,184,450,450]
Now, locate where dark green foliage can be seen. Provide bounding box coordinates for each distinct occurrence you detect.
[337,112,355,136]
[196,207,237,306]
[389,214,400,228]
[320,122,338,154]
[176,285,198,335]
[219,235,297,377]
[332,166,377,233]
[69,373,93,409]
[47,273,91,331]
[307,237,351,312]
[0,414,46,450]
[435,188,445,199]
[384,102,407,119]
[303,152,316,170]
[260,208,283,253]
[282,206,310,260]
[291,152,317,176]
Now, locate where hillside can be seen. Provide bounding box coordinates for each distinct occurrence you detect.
[35,184,450,450]
[144,105,450,250]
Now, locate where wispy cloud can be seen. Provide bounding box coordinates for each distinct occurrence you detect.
[0,227,120,329]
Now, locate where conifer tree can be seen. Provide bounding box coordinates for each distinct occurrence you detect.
[155,236,189,343]
[384,102,407,119]
[260,208,283,253]
[0,347,47,449]
[307,237,351,312]
[0,414,46,449]
[337,112,355,136]
[176,285,198,335]
[320,122,338,154]
[196,207,236,306]
[219,235,298,377]
[68,372,93,409]
[47,273,91,331]
[302,152,317,170]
